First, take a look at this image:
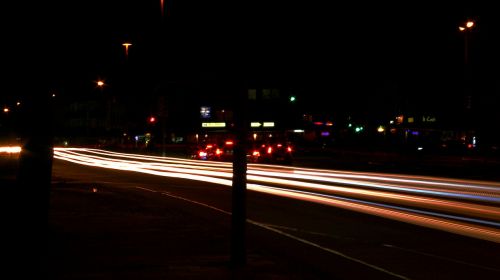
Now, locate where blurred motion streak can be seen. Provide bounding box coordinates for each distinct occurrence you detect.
[54,148,500,243]
[0,146,22,153]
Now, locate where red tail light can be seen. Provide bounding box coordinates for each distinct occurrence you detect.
[287,147,292,152]
[267,147,272,154]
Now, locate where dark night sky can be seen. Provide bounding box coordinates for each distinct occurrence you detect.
[2,1,499,113]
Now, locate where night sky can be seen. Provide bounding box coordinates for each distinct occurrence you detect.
[2,2,498,114]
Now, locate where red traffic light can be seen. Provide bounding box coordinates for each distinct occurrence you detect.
[149,117,156,123]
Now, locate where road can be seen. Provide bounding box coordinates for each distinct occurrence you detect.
[51,148,500,279]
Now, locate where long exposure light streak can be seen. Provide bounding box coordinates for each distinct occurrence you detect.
[52,148,500,243]
[0,146,21,153]
[74,148,500,202]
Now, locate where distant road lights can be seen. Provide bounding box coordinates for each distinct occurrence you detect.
[3,107,9,113]
[16,101,21,106]
[97,80,105,88]
[289,96,296,102]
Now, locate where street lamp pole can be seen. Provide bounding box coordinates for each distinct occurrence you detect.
[97,79,112,131]
[122,42,132,60]
[459,20,474,67]
[458,20,475,128]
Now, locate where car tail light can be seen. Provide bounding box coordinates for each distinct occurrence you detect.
[206,144,213,149]
[252,151,260,157]
[216,148,222,155]
[287,147,292,152]
[199,151,207,157]
[267,147,272,154]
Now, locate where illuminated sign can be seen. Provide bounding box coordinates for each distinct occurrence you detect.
[422,116,437,122]
[200,106,211,119]
[250,122,275,128]
[202,122,226,128]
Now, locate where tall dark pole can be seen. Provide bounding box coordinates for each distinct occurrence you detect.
[12,90,54,278]
[231,86,248,268]
[464,31,468,66]
[460,21,475,118]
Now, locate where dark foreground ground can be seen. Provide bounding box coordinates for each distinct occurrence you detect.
[45,180,312,280]
[2,161,312,279]
[1,148,499,279]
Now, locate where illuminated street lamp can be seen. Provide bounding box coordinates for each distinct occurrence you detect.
[122,42,132,60]
[96,80,105,92]
[458,19,476,112]
[459,20,475,65]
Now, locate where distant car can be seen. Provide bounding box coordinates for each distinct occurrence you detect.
[248,141,293,164]
[191,141,234,161]
[191,139,293,165]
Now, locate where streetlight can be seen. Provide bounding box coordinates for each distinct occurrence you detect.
[458,20,476,117]
[96,79,113,131]
[122,42,132,60]
[459,20,475,66]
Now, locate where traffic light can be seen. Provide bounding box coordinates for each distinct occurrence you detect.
[149,116,156,123]
[289,96,296,102]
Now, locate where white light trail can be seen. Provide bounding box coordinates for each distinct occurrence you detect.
[0,146,21,153]
[53,148,500,243]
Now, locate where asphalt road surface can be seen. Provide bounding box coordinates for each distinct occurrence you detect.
[46,148,500,279]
